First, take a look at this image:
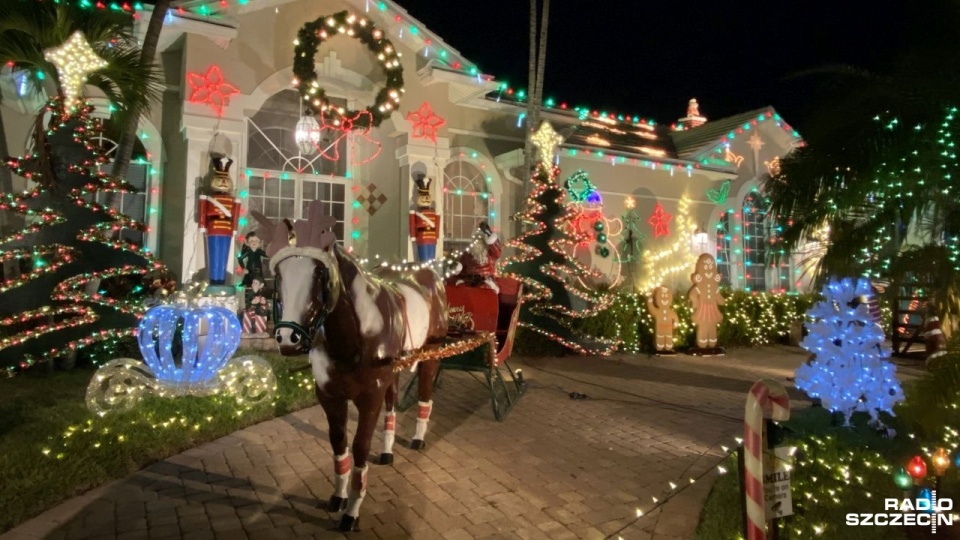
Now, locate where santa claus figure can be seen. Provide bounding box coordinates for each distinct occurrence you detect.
[452,222,502,292]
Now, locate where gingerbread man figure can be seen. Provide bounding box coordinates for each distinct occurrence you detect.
[688,253,725,355]
[646,285,678,354]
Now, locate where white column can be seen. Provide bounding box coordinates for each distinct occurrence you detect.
[180,115,244,283]
[395,135,450,261]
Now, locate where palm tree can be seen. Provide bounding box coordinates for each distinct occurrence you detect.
[764,0,960,334]
[0,0,161,132]
[111,0,171,181]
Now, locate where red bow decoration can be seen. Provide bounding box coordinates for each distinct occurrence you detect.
[314,110,382,166]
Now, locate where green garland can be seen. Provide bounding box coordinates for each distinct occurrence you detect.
[292,11,404,128]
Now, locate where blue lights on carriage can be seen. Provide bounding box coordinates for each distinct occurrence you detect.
[138,304,242,385]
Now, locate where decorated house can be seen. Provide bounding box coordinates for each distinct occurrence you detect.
[0,0,805,294]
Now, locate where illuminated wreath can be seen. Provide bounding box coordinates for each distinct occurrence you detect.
[292,11,404,129]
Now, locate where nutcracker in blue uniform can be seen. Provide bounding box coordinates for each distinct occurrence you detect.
[198,157,241,285]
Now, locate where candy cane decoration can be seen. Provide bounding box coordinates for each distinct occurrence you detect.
[744,379,791,540]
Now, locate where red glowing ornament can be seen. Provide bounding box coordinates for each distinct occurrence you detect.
[406,101,446,143]
[186,65,239,117]
[908,455,927,481]
[647,202,672,237]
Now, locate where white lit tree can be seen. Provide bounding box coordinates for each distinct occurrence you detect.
[795,277,904,425]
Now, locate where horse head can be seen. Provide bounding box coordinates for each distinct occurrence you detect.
[261,202,340,355]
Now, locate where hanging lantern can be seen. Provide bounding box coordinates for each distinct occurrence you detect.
[295,115,321,155]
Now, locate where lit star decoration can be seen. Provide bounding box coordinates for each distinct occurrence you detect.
[43,31,108,106]
[639,197,696,293]
[746,132,765,152]
[647,202,672,237]
[406,101,446,143]
[531,121,564,168]
[187,65,239,116]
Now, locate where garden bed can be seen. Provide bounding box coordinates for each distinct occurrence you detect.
[0,351,315,533]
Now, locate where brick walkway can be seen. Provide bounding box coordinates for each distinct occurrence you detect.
[3,346,825,540]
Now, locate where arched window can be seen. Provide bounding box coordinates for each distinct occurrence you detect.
[443,158,489,253]
[244,89,347,242]
[85,118,150,246]
[742,192,769,292]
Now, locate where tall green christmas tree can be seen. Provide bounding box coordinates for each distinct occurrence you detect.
[0,99,165,374]
[498,122,617,355]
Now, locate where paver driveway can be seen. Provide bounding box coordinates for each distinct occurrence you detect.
[4,346,821,540]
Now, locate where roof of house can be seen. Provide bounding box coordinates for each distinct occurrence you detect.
[563,118,678,161]
[668,107,774,158]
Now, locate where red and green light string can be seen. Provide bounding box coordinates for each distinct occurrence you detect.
[701,111,801,169]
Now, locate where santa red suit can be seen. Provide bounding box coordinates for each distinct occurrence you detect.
[453,233,502,292]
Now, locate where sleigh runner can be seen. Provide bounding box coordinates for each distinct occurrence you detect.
[397,277,526,421]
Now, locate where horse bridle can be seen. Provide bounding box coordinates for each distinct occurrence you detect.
[273,255,338,350]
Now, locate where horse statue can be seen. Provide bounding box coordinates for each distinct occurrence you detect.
[253,201,448,531]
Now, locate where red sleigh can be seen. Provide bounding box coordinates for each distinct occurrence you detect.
[398,277,526,421]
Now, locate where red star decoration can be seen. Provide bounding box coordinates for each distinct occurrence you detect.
[406,101,446,143]
[187,65,239,117]
[647,202,672,237]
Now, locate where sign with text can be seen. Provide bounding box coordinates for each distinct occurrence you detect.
[763,445,794,518]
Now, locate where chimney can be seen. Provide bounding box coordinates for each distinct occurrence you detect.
[678,98,707,129]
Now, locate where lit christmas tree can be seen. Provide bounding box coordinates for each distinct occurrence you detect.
[794,277,904,425]
[498,122,617,355]
[0,99,166,375]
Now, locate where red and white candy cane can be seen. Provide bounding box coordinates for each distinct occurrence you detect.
[744,379,791,540]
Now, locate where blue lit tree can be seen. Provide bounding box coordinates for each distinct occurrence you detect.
[795,277,905,425]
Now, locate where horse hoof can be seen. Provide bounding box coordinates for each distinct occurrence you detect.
[327,496,347,512]
[410,439,425,451]
[379,453,394,465]
[338,514,359,532]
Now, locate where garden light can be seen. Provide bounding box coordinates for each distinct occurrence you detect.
[893,467,913,491]
[908,455,928,482]
[932,448,951,477]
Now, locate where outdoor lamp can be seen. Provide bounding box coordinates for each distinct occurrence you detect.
[295,115,321,155]
[690,224,709,256]
[908,455,928,483]
[893,467,913,491]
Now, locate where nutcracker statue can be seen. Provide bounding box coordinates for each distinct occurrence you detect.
[198,157,241,286]
[409,174,440,261]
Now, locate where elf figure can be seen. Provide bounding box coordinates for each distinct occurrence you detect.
[409,175,440,261]
[688,253,725,355]
[198,157,240,286]
[237,232,267,288]
[646,285,678,355]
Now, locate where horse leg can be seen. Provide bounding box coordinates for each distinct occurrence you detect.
[379,375,398,465]
[339,391,383,532]
[316,388,350,513]
[411,360,439,450]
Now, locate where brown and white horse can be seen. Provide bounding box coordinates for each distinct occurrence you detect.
[254,202,448,531]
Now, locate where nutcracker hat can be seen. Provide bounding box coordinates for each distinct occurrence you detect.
[414,176,432,195]
[212,157,234,175]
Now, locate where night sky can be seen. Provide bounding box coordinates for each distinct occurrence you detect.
[396,0,920,130]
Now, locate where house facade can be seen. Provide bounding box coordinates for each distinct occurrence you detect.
[0,0,806,294]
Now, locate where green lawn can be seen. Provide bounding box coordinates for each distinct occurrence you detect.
[695,404,959,539]
[0,351,316,533]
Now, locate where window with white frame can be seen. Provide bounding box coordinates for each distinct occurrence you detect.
[442,158,489,253]
[714,189,792,293]
[84,119,150,246]
[244,89,347,242]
